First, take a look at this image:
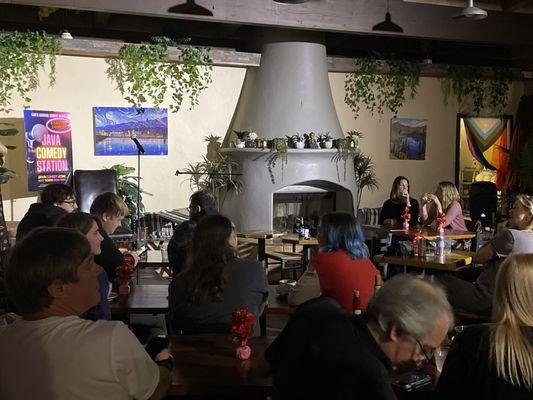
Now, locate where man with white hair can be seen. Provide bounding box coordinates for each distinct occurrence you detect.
[266,274,454,399]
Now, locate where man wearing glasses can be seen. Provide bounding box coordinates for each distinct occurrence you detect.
[16,183,78,240]
[266,275,453,399]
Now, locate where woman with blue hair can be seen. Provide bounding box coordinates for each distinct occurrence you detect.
[288,212,378,312]
[312,212,379,313]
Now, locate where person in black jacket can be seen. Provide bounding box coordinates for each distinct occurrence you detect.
[16,183,77,241]
[378,176,419,226]
[266,275,453,400]
[90,192,138,282]
[167,190,217,277]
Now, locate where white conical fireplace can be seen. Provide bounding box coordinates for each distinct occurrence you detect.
[221,36,357,231]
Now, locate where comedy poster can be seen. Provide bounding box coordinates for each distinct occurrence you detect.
[23,110,73,191]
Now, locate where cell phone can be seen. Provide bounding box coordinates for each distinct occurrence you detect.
[392,371,432,391]
[145,336,170,360]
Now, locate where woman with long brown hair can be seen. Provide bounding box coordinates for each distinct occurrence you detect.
[378,176,420,225]
[435,253,533,399]
[168,214,268,334]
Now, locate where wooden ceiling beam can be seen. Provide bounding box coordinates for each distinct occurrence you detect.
[500,0,533,11]
[2,0,533,46]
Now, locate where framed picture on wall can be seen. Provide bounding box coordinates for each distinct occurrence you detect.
[389,118,427,160]
[93,107,168,156]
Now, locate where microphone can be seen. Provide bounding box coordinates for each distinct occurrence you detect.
[130,133,145,154]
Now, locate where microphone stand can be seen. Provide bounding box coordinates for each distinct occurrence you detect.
[131,136,145,283]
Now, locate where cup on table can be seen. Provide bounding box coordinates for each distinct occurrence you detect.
[161,242,169,263]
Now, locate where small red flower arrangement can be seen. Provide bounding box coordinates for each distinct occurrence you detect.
[231,307,255,360]
[402,206,411,230]
[116,254,135,294]
[412,230,423,256]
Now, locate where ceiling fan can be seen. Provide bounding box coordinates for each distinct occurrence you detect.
[453,0,488,20]
[167,0,213,16]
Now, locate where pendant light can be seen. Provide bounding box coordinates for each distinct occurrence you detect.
[372,0,404,33]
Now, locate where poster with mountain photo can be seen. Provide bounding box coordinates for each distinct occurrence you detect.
[93,107,168,156]
[390,118,427,160]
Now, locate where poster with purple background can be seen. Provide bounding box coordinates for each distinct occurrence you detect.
[23,110,73,191]
[93,107,168,156]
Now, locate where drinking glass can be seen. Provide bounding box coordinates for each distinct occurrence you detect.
[434,344,450,373]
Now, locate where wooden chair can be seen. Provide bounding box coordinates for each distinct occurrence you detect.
[264,250,303,280]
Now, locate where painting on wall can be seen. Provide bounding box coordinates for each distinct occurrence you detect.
[23,110,73,191]
[389,118,427,160]
[93,107,168,156]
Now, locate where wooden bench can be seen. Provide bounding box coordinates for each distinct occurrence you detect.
[264,250,303,279]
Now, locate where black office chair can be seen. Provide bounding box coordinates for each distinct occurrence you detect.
[469,181,497,228]
[73,169,119,213]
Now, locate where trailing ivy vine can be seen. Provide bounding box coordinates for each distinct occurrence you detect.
[105,41,213,112]
[344,57,421,118]
[0,31,60,111]
[447,65,512,114]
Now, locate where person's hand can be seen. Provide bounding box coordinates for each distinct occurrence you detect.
[127,251,140,266]
[155,349,172,362]
[428,194,438,202]
[383,218,396,226]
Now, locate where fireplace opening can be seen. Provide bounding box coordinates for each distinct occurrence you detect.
[273,191,336,233]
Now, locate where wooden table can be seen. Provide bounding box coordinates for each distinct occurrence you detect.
[372,251,474,272]
[281,234,319,264]
[110,284,169,316]
[238,231,285,263]
[169,334,274,396]
[363,225,476,241]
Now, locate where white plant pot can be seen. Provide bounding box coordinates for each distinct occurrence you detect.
[236,140,245,149]
[324,140,333,149]
[295,141,305,149]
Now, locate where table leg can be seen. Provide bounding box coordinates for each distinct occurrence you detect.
[257,238,267,268]
[259,311,267,336]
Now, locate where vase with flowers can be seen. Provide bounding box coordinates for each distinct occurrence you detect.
[116,254,136,294]
[245,131,258,148]
[402,206,411,231]
[231,307,256,360]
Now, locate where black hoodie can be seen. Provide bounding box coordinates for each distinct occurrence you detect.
[16,203,67,241]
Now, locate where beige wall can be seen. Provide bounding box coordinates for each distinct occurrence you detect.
[0,55,524,220]
[330,74,523,209]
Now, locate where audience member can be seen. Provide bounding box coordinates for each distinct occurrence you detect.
[16,183,77,240]
[0,228,171,400]
[420,181,467,231]
[56,212,110,320]
[90,192,139,282]
[167,190,217,276]
[289,212,378,312]
[439,194,533,314]
[169,214,268,334]
[378,176,420,225]
[266,275,453,399]
[435,253,533,399]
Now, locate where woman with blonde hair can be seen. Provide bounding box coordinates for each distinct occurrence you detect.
[435,253,533,399]
[439,194,533,314]
[420,181,467,231]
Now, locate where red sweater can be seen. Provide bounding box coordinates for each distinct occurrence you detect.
[312,250,378,314]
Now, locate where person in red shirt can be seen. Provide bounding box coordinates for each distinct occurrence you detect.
[312,212,379,313]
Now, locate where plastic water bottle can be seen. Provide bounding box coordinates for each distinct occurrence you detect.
[436,236,445,257]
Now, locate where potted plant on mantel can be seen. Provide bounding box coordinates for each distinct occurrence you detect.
[286,133,305,149]
[318,133,334,149]
[233,130,248,148]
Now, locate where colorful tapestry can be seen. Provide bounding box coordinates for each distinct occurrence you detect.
[463,117,509,189]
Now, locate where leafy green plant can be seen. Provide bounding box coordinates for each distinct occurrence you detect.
[446,65,512,114]
[105,40,212,112]
[0,122,18,184]
[254,138,288,184]
[182,136,242,208]
[353,152,380,210]
[331,137,357,182]
[344,57,421,118]
[0,31,60,111]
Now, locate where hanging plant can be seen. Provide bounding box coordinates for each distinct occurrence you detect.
[105,40,213,112]
[344,57,421,118]
[447,65,512,114]
[0,31,60,111]
[254,138,288,184]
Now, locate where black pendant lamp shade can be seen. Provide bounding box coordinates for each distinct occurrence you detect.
[168,0,213,16]
[372,0,404,33]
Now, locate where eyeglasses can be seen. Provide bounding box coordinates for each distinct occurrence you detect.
[415,338,434,361]
[62,200,77,205]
